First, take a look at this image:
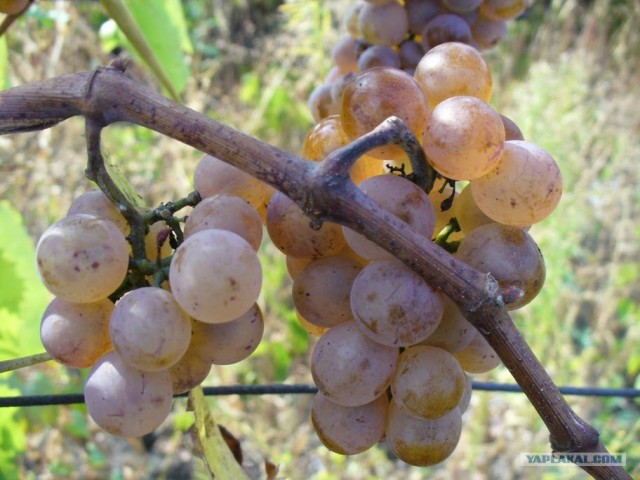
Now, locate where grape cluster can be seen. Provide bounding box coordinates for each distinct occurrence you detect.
[36,159,273,437]
[292,0,559,467]
[310,0,530,122]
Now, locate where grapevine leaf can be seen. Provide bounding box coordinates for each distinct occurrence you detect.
[0,202,50,357]
[188,386,250,480]
[99,0,192,100]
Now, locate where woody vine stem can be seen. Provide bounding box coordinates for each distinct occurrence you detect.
[0,61,630,480]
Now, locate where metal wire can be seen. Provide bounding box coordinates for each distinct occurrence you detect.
[0,382,638,407]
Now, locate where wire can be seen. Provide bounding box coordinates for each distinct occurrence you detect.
[0,382,638,407]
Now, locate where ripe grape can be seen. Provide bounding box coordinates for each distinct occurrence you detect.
[455,223,545,309]
[35,214,129,303]
[84,351,173,437]
[358,1,409,46]
[351,259,444,346]
[311,321,398,406]
[311,392,388,455]
[169,229,262,324]
[190,304,264,365]
[193,154,274,222]
[342,174,436,260]
[292,255,362,329]
[40,297,113,368]
[440,0,483,14]
[414,42,492,110]
[391,346,465,419]
[266,191,346,259]
[183,194,263,251]
[404,0,445,35]
[344,1,367,37]
[67,189,129,235]
[422,95,504,180]
[385,399,462,466]
[340,67,428,161]
[421,14,473,50]
[285,255,312,280]
[357,45,401,70]
[470,140,562,226]
[398,39,425,71]
[109,287,191,372]
[308,83,339,122]
[500,113,525,141]
[471,17,509,50]
[480,0,529,21]
[331,35,361,74]
[454,330,501,373]
[458,373,473,413]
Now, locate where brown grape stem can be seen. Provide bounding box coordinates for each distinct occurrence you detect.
[0,352,52,374]
[319,116,436,193]
[0,67,630,480]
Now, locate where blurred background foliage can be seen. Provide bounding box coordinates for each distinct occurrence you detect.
[0,0,638,479]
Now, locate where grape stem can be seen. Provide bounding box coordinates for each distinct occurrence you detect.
[0,352,52,374]
[0,65,630,480]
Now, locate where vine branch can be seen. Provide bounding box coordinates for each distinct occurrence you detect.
[0,66,630,479]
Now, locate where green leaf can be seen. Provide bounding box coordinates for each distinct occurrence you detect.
[0,202,51,357]
[100,0,192,99]
[188,386,249,480]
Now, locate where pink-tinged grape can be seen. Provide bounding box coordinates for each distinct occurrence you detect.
[358,45,401,70]
[420,294,476,353]
[109,287,191,372]
[193,154,274,222]
[414,42,492,109]
[343,174,436,260]
[293,256,361,329]
[183,195,263,251]
[470,140,562,226]
[168,345,212,395]
[454,330,501,373]
[358,1,409,46]
[455,223,545,309]
[84,351,173,437]
[480,0,529,21]
[421,14,473,50]
[404,0,445,35]
[311,392,388,455]
[351,259,443,346]
[398,39,425,70]
[422,96,505,180]
[471,17,508,50]
[67,189,129,235]
[385,399,462,466]
[391,346,465,419]
[311,321,398,407]
[169,229,262,324]
[458,374,473,413]
[40,297,113,368]
[35,214,129,303]
[331,35,361,73]
[266,191,346,259]
[308,83,340,122]
[454,184,495,234]
[341,67,428,161]
[190,304,264,365]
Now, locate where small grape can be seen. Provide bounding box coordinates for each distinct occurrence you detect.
[35,214,129,303]
[109,287,191,372]
[67,189,129,235]
[358,1,409,47]
[84,351,173,437]
[311,321,398,406]
[454,330,501,373]
[420,294,476,353]
[312,392,388,455]
[421,14,473,50]
[40,297,113,368]
[169,229,262,324]
[385,399,463,466]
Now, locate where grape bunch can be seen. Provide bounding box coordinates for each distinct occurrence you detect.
[309,0,530,122]
[36,159,273,437]
[290,1,560,467]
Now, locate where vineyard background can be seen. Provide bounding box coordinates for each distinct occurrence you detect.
[0,0,638,479]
